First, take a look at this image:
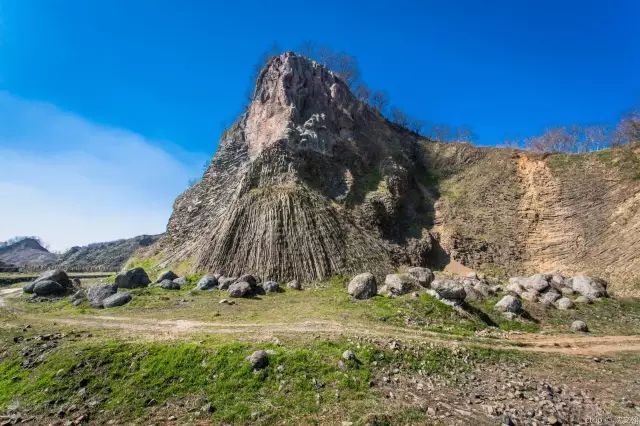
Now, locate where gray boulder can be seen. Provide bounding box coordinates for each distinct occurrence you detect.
[34,269,72,288]
[159,279,180,290]
[33,280,66,297]
[575,295,591,304]
[235,274,258,288]
[556,297,575,310]
[70,289,86,303]
[196,274,218,290]
[571,320,588,332]
[384,274,419,295]
[540,290,561,305]
[560,287,575,296]
[431,279,466,303]
[246,350,268,369]
[261,281,281,294]
[156,270,178,283]
[348,273,377,300]
[520,290,539,302]
[102,292,132,308]
[287,279,302,290]
[23,281,36,294]
[229,281,252,298]
[494,295,522,313]
[218,276,237,290]
[505,281,525,295]
[115,267,150,289]
[173,277,187,286]
[522,274,550,293]
[406,267,434,287]
[571,275,607,300]
[87,284,117,308]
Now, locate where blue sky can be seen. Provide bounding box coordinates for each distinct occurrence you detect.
[1,0,639,250]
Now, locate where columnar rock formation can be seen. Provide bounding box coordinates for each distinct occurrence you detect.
[152,52,640,295]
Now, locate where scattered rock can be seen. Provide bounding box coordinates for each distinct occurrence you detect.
[159,279,180,290]
[384,274,419,295]
[196,274,218,290]
[505,281,525,295]
[22,281,36,293]
[218,299,235,305]
[348,273,377,300]
[555,297,575,310]
[495,295,522,313]
[173,277,187,286]
[115,267,150,289]
[246,350,268,369]
[87,284,117,308]
[102,292,132,308]
[571,320,588,332]
[229,281,253,298]
[574,295,591,304]
[520,290,539,302]
[570,275,607,300]
[217,276,237,290]
[70,289,86,303]
[155,270,178,283]
[406,267,434,287]
[287,279,302,290]
[430,279,466,304]
[261,281,281,293]
[342,350,356,361]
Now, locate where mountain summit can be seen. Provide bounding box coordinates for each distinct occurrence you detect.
[153,52,640,294]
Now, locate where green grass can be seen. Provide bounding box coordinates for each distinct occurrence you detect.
[0,332,529,424]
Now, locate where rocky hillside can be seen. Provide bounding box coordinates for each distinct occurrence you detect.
[56,234,161,272]
[152,52,640,296]
[0,238,58,270]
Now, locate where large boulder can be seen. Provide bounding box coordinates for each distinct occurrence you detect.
[540,289,561,305]
[505,281,525,295]
[33,280,66,297]
[102,292,132,308]
[430,279,466,304]
[115,267,150,289]
[218,276,237,290]
[173,277,187,286]
[228,281,253,298]
[570,275,607,300]
[87,284,117,308]
[348,273,377,300]
[571,320,588,332]
[406,267,434,287]
[521,274,550,293]
[196,274,218,290]
[156,270,178,283]
[520,290,539,302]
[261,281,281,294]
[23,281,36,294]
[33,269,72,289]
[494,295,522,313]
[235,274,258,288]
[384,274,419,295]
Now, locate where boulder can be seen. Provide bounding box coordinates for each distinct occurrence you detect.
[156,271,178,283]
[159,279,180,290]
[246,350,268,369]
[218,276,237,290]
[494,295,522,313]
[505,281,525,295]
[431,279,466,303]
[173,277,187,286]
[571,275,607,300]
[575,295,591,304]
[520,290,539,302]
[342,350,356,361]
[196,274,218,290]
[33,269,72,288]
[347,273,377,300]
[549,274,566,289]
[555,297,575,310]
[70,289,86,303]
[235,274,258,288]
[261,281,281,293]
[571,320,588,332]
[33,280,66,297]
[102,292,132,308]
[228,281,252,298]
[384,274,419,295]
[287,279,302,290]
[115,267,150,289]
[540,290,561,305]
[406,267,434,287]
[87,284,117,308]
[522,274,550,293]
[560,287,575,297]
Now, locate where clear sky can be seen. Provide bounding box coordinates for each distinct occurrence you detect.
[1,0,638,250]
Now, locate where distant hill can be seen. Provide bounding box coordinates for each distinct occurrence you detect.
[0,234,162,272]
[0,238,58,269]
[56,234,161,272]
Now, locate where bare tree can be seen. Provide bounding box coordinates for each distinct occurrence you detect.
[454,126,476,143]
[354,83,370,102]
[390,107,409,127]
[370,90,389,113]
[612,110,640,147]
[525,127,577,153]
[582,125,608,152]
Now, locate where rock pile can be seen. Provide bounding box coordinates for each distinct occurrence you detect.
[506,273,608,310]
[23,269,76,298]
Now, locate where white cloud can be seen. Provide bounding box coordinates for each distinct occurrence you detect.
[0,92,207,252]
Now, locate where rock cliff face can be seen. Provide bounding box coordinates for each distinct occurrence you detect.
[154,52,640,295]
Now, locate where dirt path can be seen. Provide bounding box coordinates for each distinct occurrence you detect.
[2,288,639,355]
